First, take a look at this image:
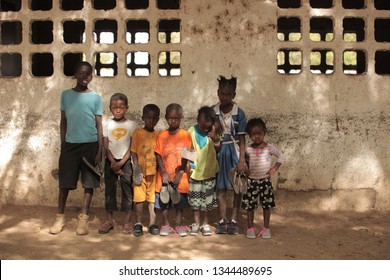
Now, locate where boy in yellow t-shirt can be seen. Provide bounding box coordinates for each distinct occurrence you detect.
[131,104,160,236]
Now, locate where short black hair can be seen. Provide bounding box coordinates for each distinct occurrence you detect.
[166,103,183,115]
[143,103,160,116]
[74,61,93,74]
[246,117,267,134]
[110,92,128,107]
[218,75,237,91]
[197,106,215,123]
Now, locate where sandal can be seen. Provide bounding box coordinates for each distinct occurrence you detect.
[148,224,159,235]
[98,221,114,234]
[133,223,143,237]
[122,223,133,235]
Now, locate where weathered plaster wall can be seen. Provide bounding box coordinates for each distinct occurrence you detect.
[1,1,389,210]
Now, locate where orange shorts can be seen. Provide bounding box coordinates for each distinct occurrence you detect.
[133,175,156,203]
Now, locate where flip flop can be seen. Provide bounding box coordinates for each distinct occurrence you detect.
[168,182,181,204]
[160,183,170,204]
[132,162,143,186]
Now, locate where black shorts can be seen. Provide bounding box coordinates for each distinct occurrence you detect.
[58,142,100,189]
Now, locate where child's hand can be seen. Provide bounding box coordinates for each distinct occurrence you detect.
[208,130,219,143]
[214,121,223,135]
[267,167,278,176]
[115,169,124,176]
[172,171,184,187]
[111,161,122,172]
[162,171,170,184]
[236,161,247,174]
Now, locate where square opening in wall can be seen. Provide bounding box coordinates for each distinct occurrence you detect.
[126,20,149,44]
[375,51,390,75]
[310,50,334,74]
[61,0,83,10]
[310,0,333,8]
[310,17,333,42]
[277,17,301,41]
[125,0,148,9]
[343,50,366,75]
[94,20,117,44]
[375,0,390,10]
[375,19,390,42]
[30,0,52,11]
[0,21,22,45]
[0,53,22,77]
[342,0,365,9]
[277,0,300,9]
[93,0,115,10]
[158,20,180,43]
[157,0,180,10]
[32,53,53,77]
[343,18,365,42]
[127,52,150,76]
[31,21,53,44]
[94,52,117,77]
[63,21,85,44]
[63,53,86,76]
[277,49,302,74]
[159,51,181,76]
[0,0,21,11]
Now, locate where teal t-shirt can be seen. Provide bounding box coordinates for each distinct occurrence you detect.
[60,89,103,143]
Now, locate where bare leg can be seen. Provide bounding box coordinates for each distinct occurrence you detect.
[148,202,156,226]
[231,192,242,222]
[123,211,132,225]
[135,202,143,224]
[161,208,169,226]
[203,211,209,225]
[175,208,183,226]
[81,188,93,215]
[58,188,69,214]
[247,210,254,228]
[193,210,200,224]
[263,208,271,228]
[217,189,227,221]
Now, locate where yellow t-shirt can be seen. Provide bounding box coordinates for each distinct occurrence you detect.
[130,128,159,176]
[188,126,219,181]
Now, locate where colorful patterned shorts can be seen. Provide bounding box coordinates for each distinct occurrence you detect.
[241,178,276,211]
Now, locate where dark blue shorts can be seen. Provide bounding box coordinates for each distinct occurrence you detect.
[154,192,189,210]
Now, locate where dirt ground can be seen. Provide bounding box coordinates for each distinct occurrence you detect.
[0,204,389,260]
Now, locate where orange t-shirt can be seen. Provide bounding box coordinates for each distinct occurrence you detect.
[155,128,192,193]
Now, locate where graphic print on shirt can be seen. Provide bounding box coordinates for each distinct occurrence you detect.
[112,128,127,141]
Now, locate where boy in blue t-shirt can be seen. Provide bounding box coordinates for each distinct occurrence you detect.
[49,61,103,236]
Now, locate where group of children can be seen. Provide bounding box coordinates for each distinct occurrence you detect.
[49,61,284,239]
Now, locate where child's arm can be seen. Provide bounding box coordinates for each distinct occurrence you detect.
[60,111,67,145]
[267,145,284,176]
[111,147,131,173]
[208,128,221,152]
[103,137,120,173]
[156,153,169,184]
[95,115,103,164]
[237,134,247,173]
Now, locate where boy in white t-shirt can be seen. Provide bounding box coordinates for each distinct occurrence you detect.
[98,93,138,234]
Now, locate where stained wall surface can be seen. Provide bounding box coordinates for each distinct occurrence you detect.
[0,0,389,210]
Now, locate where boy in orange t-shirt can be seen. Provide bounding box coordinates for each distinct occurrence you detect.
[155,103,192,237]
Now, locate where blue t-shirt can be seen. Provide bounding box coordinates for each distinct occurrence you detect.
[60,89,103,143]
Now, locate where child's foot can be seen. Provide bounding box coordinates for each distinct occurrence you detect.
[189,223,200,236]
[98,220,114,234]
[175,226,188,237]
[227,221,239,235]
[76,213,89,235]
[258,227,271,239]
[200,224,212,236]
[132,223,142,236]
[215,219,227,234]
[246,227,257,239]
[159,225,173,236]
[49,214,65,234]
[148,224,160,235]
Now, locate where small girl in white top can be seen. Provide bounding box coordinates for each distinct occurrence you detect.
[241,118,284,239]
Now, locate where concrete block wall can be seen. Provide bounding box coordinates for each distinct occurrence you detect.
[0,0,389,210]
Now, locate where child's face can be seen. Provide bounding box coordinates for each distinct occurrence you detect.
[165,110,182,132]
[74,65,92,88]
[110,99,128,121]
[217,85,235,106]
[249,126,266,146]
[198,117,214,134]
[142,110,159,130]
